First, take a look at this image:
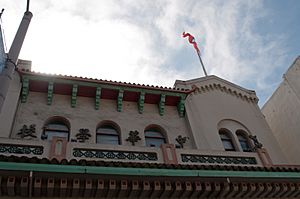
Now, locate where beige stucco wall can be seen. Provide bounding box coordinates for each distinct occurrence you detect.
[10,91,195,151]
[175,76,288,164]
[262,57,300,164]
[0,72,289,166]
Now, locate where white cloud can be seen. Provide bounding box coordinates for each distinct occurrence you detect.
[1,0,288,103]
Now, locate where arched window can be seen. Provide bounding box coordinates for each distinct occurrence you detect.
[219,129,236,151]
[236,130,252,152]
[43,118,70,141]
[144,127,166,147]
[96,124,120,145]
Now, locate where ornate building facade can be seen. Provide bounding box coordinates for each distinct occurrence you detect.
[0,60,300,198]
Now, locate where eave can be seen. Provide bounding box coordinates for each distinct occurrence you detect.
[1,161,300,198]
[1,161,300,179]
[18,70,189,116]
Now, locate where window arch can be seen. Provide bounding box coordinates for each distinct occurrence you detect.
[43,116,70,141]
[236,130,252,152]
[96,122,120,145]
[219,129,236,151]
[144,125,166,147]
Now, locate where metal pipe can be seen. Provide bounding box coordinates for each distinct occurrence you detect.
[26,0,30,13]
[29,171,33,198]
[196,50,208,77]
[0,10,33,112]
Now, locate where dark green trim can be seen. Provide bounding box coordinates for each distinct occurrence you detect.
[177,96,185,117]
[21,77,29,103]
[47,82,54,105]
[138,91,145,114]
[159,94,165,116]
[71,84,78,108]
[117,89,124,112]
[95,87,101,110]
[0,162,299,179]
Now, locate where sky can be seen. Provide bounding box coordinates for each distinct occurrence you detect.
[1,0,300,107]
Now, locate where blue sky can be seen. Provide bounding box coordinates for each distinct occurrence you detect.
[1,0,300,106]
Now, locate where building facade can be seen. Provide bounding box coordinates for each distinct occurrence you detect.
[0,60,300,198]
[262,56,300,165]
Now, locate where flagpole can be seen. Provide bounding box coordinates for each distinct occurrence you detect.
[196,50,208,77]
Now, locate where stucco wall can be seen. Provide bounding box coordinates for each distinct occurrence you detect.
[175,76,288,164]
[11,91,195,150]
[262,57,300,164]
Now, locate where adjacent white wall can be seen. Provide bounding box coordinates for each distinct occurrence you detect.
[262,56,300,164]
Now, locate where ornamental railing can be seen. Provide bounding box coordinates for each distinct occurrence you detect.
[73,148,158,161]
[181,154,257,165]
[0,143,44,155]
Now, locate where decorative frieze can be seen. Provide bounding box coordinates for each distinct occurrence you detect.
[0,143,43,155]
[20,74,187,115]
[181,154,257,165]
[73,148,158,161]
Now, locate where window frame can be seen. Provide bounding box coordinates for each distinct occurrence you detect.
[219,129,236,151]
[43,119,70,141]
[144,128,166,147]
[236,130,252,152]
[96,124,120,145]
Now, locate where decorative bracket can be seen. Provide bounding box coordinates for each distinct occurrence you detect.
[95,87,101,110]
[21,77,29,103]
[177,96,185,117]
[47,82,54,105]
[117,89,124,112]
[159,94,166,116]
[138,91,145,114]
[71,84,78,108]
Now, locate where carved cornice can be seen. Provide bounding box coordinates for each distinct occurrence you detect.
[190,83,258,103]
[176,76,259,104]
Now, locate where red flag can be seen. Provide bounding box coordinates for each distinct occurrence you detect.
[182,32,200,53]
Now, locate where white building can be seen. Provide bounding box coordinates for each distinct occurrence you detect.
[262,56,300,165]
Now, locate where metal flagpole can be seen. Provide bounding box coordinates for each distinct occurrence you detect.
[196,50,208,77]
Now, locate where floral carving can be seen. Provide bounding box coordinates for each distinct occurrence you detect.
[175,135,189,148]
[249,135,263,151]
[76,128,91,143]
[17,124,37,139]
[126,130,141,146]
